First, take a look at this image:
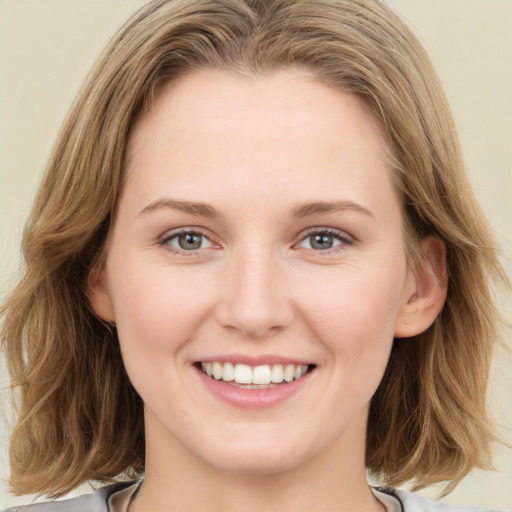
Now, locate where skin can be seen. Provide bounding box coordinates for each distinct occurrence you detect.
[89,68,446,512]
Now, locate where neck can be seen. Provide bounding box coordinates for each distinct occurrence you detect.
[134,465,383,512]
[133,414,384,512]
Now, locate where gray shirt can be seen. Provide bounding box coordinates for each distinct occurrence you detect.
[2,482,510,512]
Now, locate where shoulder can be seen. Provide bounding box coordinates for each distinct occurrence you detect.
[382,487,511,512]
[1,482,133,512]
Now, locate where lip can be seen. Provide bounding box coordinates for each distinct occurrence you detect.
[194,363,315,410]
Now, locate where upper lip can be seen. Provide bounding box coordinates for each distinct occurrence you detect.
[195,354,314,366]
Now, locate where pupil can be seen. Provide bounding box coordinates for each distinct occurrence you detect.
[311,233,333,250]
[179,233,202,250]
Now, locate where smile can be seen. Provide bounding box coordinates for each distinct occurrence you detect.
[199,362,313,388]
[194,360,316,409]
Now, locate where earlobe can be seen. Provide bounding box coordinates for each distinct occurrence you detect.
[87,269,116,323]
[394,236,448,338]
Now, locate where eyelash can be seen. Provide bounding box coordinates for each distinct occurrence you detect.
[158,227,354,255]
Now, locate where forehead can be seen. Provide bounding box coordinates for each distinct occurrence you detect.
[122,68,398,217]
[127,68,388,156]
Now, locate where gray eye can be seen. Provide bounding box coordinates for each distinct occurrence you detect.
[298,231,346,251]
[177,233,204,250]
[163,230,214,253]
[309,233,335,250]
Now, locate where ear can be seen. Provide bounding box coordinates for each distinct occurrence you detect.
[394,236,447,338]
[87,268,116,323]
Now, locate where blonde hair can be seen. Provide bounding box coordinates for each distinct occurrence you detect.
[1,0,507,498]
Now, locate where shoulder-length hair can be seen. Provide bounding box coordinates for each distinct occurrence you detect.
[1,0,507,497]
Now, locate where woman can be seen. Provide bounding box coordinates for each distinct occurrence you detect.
[1,0,509,511]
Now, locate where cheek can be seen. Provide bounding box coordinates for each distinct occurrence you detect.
[108,263,214,365]
[296,263,406,381]
[301,264,404,336]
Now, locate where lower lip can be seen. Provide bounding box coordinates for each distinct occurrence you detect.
[195,366,314,410]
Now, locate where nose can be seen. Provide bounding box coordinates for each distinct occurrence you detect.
[215,249,294,339]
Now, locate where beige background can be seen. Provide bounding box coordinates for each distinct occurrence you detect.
[0,0,511,508]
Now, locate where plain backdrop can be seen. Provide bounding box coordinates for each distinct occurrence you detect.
[1,0,511,508]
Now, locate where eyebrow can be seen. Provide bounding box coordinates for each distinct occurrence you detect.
[139,199,218,218]
[139,198,374,219]
[291,200,374,219]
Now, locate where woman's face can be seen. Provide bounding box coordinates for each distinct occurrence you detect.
[91,68,420,476]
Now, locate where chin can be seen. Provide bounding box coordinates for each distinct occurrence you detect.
[207,452,302,477]
[194,434,309,476]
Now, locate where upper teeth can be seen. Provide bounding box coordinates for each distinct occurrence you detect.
[200,362,309,385]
